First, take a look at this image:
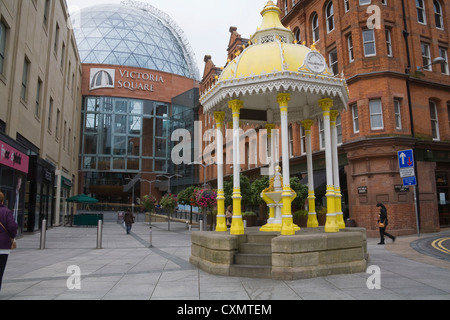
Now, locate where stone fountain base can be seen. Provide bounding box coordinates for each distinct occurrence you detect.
[190,227,368,280]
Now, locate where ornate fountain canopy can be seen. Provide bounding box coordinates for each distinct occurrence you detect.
[200,1,349,125]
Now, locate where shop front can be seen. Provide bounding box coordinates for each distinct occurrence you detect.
[25,156,56,232]
[0,134,29,235]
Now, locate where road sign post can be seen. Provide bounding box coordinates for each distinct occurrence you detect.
[398,149,420,236]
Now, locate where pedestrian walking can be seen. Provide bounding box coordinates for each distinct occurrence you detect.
[376,203,396,245]
[226,205,233,228]
[0,192,18,292]
[124,208,135,234]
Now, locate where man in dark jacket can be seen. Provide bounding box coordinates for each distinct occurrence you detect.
[0,192,18,292]
[124,209,135,234]
[376,203,396,245]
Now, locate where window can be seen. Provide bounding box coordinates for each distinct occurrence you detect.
[430,101,440,140]
[369,99,384,130]
[319,119,325,149]
[434,0,444,29]
[294,28,301,43]
[21,57,30,101]
[61,42,65,70]
[56,109,61,140]
[352,104,359,133]
[416,0,427,24]
[344,0,350,12]
[284,0,288,15]
[300,125,306,155]
[421,43,431,71]
[448,103,450,130]
[54,23,60,55]
[329,48,339,75]
[35,78,42,117]
[347,34,354,62]
[289,125,294,158]
[312,13,320,43]
[336,115,342,145]
[0,21,6,74]
[363,29,376,57]
[359,0,371,5]
[394,99,402,129]
[439,47,449,74]
[385,29,393,57]
[381,0,387,5]
[43,0,50,29]
[326,1,335,33]
[48,97,53,132]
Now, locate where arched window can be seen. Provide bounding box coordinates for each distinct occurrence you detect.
[312,13,319,42]
[294,28,301,43]
[326,1,335,33]
[416,0,427,24]
[434,0,444,29]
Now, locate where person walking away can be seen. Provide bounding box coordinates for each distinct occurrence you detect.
[124,208,135,234]
[226,205,233,229]
[376,203,396,245]
[0,192,18,292]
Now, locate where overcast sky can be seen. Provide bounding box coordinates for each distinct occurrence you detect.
[66,0,269,77]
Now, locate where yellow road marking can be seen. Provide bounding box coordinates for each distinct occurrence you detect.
[431,238,450,255]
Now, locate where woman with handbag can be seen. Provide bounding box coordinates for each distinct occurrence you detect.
[0,192,18,292]
[376,203,396,245]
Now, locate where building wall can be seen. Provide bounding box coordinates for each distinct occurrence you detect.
[0,0,82,227]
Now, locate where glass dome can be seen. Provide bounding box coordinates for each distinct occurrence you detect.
[72,3,199,80]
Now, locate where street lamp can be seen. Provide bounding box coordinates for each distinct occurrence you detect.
[156,174,182,231]
[156,174,183,194]
[417,57,446,71]
[124,177,140,221]
[188,162,214,189]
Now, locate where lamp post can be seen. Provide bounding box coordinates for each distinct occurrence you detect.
[124,177,139,221]
[157,174,182,231]
[188,162,214,189]
[140,179,161,226]
[417,57,446,72]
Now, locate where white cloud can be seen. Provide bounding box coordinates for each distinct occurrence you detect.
[66,0,269,76]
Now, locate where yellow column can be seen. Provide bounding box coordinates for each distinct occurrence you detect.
[229,100,244,235]
[301,120,319,228]
[214,112,227,232]
[330,110,345,230]
[278,93,299,236]
[319,98,339,233]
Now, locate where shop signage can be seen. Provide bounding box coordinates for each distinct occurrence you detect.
[0,142,29,174]
[89,67,165,93]
[358,186,368,194]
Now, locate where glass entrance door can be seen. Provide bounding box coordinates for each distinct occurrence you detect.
[437,172,450,227]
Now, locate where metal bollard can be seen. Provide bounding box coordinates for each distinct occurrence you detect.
[97,220,103,249]
[199,220,203,232]
[40,219,47,250]
[149,226,153,248]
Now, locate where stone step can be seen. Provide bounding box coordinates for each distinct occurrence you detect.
[235,253,272,266]
[229,264,272,279]
[239,243,272,254]
[246,233,278,244]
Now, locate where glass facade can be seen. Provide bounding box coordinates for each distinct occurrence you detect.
[81,96,171,175]
[73,4,198,79]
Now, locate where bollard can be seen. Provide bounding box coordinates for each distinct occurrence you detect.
[40,219,47,250]
[97,220,103,249]
[149,226,153,248]
[199,220,203,232]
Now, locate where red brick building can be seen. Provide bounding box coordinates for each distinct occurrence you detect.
[201,0,450,236]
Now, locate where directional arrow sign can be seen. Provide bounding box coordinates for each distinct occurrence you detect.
[398,149,414,169]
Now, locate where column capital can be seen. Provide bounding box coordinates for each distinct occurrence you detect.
[330,110,339,124]
[318,98,334,112]
[214,112,225,126]
[265,123,276,136]
[277,93,291,108]
[228,99,244,114]
[301,120,314,132]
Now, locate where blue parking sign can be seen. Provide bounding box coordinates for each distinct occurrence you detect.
[398,149,414,169]
[403,176,417,186]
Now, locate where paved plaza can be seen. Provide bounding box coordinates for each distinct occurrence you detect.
[1,220,449,300]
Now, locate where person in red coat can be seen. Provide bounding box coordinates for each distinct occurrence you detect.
[0,192,18,292]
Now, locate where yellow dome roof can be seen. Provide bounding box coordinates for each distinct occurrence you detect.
[219,1,324,82]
